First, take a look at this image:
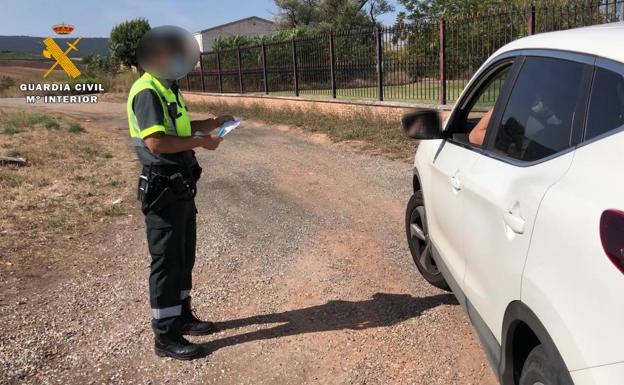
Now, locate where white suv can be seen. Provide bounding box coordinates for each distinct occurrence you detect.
[403,23,624,385]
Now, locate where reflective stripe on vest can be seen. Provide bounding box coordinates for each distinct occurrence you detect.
[127,72,191,147]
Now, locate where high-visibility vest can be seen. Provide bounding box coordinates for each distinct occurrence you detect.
[127,72,191,148]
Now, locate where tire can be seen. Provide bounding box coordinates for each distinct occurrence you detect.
[519,345,574,385]
[405,191,450,291]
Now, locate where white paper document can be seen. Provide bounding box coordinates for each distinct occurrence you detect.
[216,118,243,137]
[194,118,243,138]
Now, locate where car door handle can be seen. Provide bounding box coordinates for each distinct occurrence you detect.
[503,211,525,234]
[450,175,462,191]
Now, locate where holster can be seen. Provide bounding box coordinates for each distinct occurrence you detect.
[137,166,198,215]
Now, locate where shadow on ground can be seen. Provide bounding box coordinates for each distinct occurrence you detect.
[200,292,456,355]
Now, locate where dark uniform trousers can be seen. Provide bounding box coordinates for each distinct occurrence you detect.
[146,197,197,337]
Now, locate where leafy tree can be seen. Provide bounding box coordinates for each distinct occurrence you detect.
[108,18,150,70]
[358,0,395,25]
[273,0,393,30]
[395,0,537,21]
[274,0,320,28]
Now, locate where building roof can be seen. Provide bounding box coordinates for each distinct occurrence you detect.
[492,21,624,64]
[195,16,275,34]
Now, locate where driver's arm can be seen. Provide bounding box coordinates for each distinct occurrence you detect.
[469,108,494,146]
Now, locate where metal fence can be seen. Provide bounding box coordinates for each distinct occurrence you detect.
[183,1,624,104]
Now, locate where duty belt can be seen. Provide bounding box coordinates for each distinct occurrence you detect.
[138,165,200,214]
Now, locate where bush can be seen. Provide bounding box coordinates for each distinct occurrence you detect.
[80,145,98,158]
[3,122,20,135]
[0,76,15,95]
[42,117,60,130]
[0,170,21,188]
[47,215,67,229]
[82,53,118,74]
[67,122,85,133]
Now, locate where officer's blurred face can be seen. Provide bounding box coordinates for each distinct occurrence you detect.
[146,49,185,80]
[137,25,200,81]
[148,49,169,74]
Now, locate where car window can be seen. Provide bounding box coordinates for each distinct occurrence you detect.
[492,57,585,162]
[452,65,511,145]
[585,67,624,140]
[465,67,509,141]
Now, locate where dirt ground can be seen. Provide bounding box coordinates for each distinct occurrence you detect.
[0,98,496,385]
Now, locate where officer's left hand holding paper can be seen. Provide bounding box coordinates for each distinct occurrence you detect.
[194,116,244,142]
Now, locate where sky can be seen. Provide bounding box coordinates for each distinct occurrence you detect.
[0,0,402,37]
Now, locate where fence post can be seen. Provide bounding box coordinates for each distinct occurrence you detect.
[329,31,336,99]
[186,74,190,91]
[261,42,269,94]
[216,50,223,93]
[375,27,384,101]
[236,46,244,94]
[438,18,446,105]
[198,53,206,92]
[527,4,536,35]
[292,39,300,97]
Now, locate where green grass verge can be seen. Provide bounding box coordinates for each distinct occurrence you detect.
[254,80,471,104]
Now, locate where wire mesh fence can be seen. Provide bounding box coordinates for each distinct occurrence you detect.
[183,0,624,104]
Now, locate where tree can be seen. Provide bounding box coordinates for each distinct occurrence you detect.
[274,0,320,28]
[396,0,530,22]
[273,0,390,30]
[357,0,395,25]
[108,18,151,70]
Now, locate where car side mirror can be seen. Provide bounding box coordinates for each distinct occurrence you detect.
[401,109,442,140]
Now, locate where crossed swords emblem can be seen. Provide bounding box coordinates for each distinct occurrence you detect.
[42,36,82,79]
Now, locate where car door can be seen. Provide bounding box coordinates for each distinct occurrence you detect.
[424,144,480,287]
[460,55,593,342]
[424,60,515,292]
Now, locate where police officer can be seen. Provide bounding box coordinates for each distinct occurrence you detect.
[128,26,233,360]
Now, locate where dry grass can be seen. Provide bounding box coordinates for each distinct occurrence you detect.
[189,100,415,159]
[0,109,135,262]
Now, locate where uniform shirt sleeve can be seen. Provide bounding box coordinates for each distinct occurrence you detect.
[132,89,167,139]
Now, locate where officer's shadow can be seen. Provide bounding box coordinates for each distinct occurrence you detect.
[199,292,456,354]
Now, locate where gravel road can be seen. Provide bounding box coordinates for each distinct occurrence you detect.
[0,99,496,385]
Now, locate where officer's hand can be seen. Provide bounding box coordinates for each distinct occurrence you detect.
[215,115,234,125]
[201,132,223,150]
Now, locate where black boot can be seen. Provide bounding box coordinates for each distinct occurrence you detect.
[179,296,217,336]
[154,334,204,360]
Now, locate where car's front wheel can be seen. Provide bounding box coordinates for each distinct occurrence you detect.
[405,191,450,291]
[519,345,573,385]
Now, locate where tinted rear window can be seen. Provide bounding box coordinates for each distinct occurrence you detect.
[586,67,624,141]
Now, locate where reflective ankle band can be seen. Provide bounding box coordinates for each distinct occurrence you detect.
[152,305,181,319]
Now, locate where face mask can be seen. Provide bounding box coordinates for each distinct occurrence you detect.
[166,55,188,80]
